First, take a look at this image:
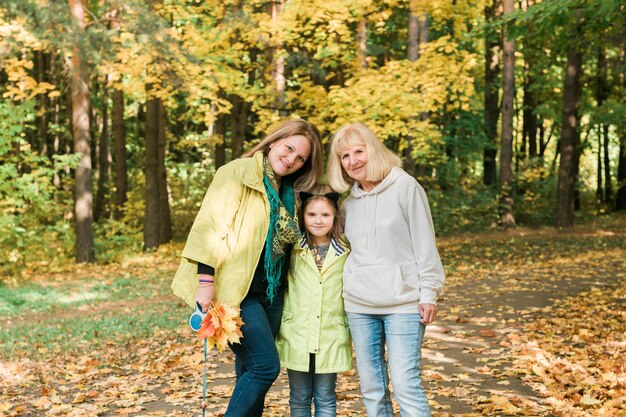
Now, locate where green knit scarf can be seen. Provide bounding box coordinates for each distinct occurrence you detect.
[262,158,301,303]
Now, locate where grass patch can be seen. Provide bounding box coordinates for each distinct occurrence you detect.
[0,266,188,360]
[0,275,171,317]
[0,300,188,359]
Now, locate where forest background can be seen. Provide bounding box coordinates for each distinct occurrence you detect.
[0,0,625,268]
[1,1,625,416]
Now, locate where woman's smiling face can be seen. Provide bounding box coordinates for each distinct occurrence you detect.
[267,135,311,178]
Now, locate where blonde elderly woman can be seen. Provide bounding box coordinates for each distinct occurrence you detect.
[172,119,323,417]
[327,123,445,417]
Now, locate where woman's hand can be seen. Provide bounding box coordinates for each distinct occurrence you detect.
[195,274,215,313]
[419,303,437,325]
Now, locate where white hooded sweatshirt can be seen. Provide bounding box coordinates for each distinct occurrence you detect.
[342,167,445,314]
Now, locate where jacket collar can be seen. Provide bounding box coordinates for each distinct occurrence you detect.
[297,235,347,255]
[242,152,266,192]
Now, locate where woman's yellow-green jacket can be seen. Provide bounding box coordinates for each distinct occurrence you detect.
[276,236,352,373]
[171,152,270,309]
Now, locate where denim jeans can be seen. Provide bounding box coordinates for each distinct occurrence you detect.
[225,295,283,417]
[346,312,431,417]
[287,354,337,417]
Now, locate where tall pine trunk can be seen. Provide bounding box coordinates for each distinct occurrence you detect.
[270,0,286,116]
[94,80,109,222]
[483,0,499,186]
[556,48,583,227]
[617,134,626,210]
[144,97,160,250]
[69,0,94,262]
[404,1,429,178]
[157,100,172,244]
[35,50,50,158]
[144,96,172,249]
[499,0,516,227]
[112,89,127,219]
[522,63,538,158]
[615,49,626,210]
[595,49,610,205]
[143,0,172,249]
[229,94,247,159]
[211,102,227,169]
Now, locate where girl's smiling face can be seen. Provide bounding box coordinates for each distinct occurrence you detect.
[303,199,335,245]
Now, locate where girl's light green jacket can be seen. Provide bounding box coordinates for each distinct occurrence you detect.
[171,152,270,308]
[276,237,352,373]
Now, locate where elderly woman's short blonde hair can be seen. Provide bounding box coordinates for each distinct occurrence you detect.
[327,123,402,193]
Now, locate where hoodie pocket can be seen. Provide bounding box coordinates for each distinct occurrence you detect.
[343,265,419,306]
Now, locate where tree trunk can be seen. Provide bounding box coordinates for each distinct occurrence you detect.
[52,52,62,187]
[556,48,583,227]
[35,50,50,158]
[90,79,99,174]
[483,0,499,186]
[144,96,172,250]
[229,95,247,159]
[595,50,612,205]
[144,97,160,250]
[157,99,172,244]
[616,48,626,210]
[603,124,611,204]
[214,110,227,169]
[596,127,603,206]
[94,80,109,222]
[112,88,127,219]
[404,1,419,177]
[499,0,515,228]
[69,0,94,262]
[523,66,538,158]
[616,134,626,210]
[143,0,172,249]
[404,0,429,177]
[271,0,286,116]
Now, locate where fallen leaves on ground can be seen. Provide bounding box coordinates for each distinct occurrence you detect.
[1,218,625,416]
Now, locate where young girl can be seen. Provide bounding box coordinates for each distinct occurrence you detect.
[276,185,352,417]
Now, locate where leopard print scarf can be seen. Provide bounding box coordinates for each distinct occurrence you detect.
[262,157,301,303]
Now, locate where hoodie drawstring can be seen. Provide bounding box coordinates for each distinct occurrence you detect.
[359,193,378,249]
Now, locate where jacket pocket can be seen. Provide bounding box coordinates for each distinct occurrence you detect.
[281,309,294,322]
[336,315,350,344]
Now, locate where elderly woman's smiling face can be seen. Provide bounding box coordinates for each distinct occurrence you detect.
[339,142,368,183]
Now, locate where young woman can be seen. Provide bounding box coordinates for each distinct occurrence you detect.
[327,123,445,417]
[276,185,352,417]
[172,119,323,417]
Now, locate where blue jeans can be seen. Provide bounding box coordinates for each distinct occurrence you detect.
[287,354,337,417]
[225,296,283,417]
[347,312,431,417]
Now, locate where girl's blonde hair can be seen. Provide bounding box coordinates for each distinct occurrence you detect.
[327,123,402,192]
[243,119,323,191]
[300,184,344,247]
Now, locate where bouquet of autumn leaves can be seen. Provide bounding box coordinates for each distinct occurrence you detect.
[197,301,244,352]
